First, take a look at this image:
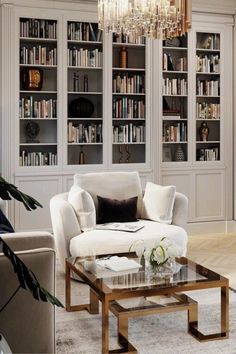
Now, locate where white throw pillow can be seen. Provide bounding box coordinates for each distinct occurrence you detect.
[141,182,176,224]
[68,185,96,231]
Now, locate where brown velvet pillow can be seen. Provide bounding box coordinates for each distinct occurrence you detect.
[97,195,138,224]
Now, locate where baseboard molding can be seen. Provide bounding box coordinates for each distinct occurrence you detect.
[186,220,236,235]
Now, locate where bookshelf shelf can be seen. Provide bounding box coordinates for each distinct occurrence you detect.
[113,68,145,72]
[68,66,102,70]
[20,118,57,120]
[20,37,57,43]
[67,40,102,45]
[20,64,57,68]
[68,91,102,95]
[163,46,188,51]
[20,143,57,146]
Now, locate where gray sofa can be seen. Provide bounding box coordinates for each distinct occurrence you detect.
[0,200,56,354]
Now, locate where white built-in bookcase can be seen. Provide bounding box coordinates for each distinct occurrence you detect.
[0,1,234,232]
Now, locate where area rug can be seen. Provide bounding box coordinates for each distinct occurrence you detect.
[56,267,236,354]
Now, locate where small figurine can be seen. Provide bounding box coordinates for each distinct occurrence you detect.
[25,122,40,143]
[199,122,209,141]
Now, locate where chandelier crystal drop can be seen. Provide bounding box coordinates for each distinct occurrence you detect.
[98,0,192,40]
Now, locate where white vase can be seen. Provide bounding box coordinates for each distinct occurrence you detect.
[0,334,12,354]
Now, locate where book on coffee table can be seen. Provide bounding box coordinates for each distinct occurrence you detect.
[95,256,142,272]
[95,222,144,232]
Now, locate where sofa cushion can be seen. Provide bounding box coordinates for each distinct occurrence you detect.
[69,219,187,258]
[97,196,138,224]
[73,171,143,218]
[68,185,96,231]
[141,182,176,224]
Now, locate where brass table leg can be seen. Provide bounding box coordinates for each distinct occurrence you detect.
[89,288,99,314]
[188,286,229,341]
[102,297,109,354]
[65,261,90,312]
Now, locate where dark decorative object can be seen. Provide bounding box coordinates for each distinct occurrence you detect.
[73,71,79,92]
[167,54,175,71]
[20,68,43,91]
[69,97,94,118]
[97,195,138,224]
[83,75,88,92]
[25,121,40,143]
[164,37,180,47]
[199,122,209,141]
[79,149,85,164]
[175,145,185,161]
[119,145,123,163]
[0,176,42,211]
[119,47,128,68]
[125,145,131,163]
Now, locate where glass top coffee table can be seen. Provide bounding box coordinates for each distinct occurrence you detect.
[65,255,229,354]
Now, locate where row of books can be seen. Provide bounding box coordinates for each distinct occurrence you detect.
[68,22,102,42]
[163,53,187,71]
[68,122,102,144]
[197,79,220,96]
[67,48,102,67]
[113,33,145,45]
[19,97,57,118]
[20,46,57,65]
[196,55,220,73]
[113,98,145,119]
[113,74,145,94]
[113,124,145,143]
[20,18,57,39]
[196,103,220,120]
[197,148,219,161]
[20,151,57,166]
[163,78,187,96]
[163,123,187,142]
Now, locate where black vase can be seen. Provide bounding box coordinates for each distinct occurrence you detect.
[69,97,94,118]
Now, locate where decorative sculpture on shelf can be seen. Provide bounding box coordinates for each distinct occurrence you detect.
[79,148,85,164]
[199,122,209,142]
[125,145,131,163]
[25,121,40,143]
[20,68,43,91]
[119,145,123,163]
[69,97,94,118]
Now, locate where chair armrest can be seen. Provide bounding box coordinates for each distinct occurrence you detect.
[172,192,188,228]
[0,231,55,252]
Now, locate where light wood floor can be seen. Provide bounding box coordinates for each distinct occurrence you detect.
[187,233,236,289]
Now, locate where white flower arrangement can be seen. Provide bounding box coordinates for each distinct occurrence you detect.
[130,237,181,274]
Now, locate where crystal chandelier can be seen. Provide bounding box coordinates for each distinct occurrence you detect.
[98,0,192,40]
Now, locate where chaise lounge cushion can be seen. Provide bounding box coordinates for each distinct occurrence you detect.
[69,219,188,258]
[68,185,96,231]
[97,195,138,223]
[141,182,176,224]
